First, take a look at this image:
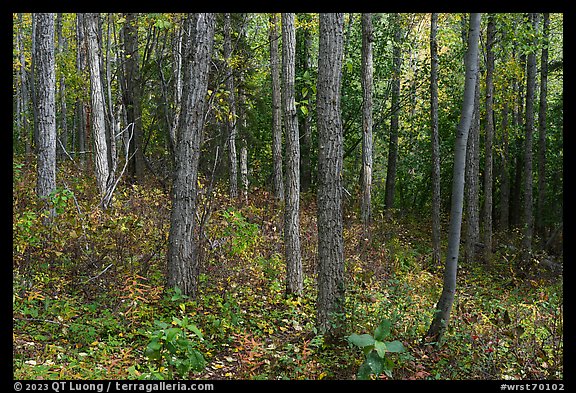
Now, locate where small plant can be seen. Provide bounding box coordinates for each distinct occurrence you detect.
[221,208,259,256]
[142,316,206,379]
[347,318,407,379]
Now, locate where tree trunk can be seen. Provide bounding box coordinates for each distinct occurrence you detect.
[299,15,313,193]
[537,13,549,238]
[483,14,495,263]
[122,13,144,182]
[76,13,87,165]
[167,13,215,297]
[387,16,407,208]
[361,13,374,236]
[430,13,441,266]
[384,13,402,211]
[522,13,538,267]
[316,13,345,338]
[34,13,57,204]
[224,13,238,200]
[269,13,284,202]
[282,13,303,297]
[465,52,480,265]
[499,102,510,229]
[426,13,481,345]
[17,14,32,158]
[84,12,110,197]
[55,13,68,160]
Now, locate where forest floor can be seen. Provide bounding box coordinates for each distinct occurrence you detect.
[13,159,563,380]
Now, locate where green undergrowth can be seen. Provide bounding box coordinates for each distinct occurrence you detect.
[13,158,563,380]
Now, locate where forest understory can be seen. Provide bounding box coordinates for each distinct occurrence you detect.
[13,159,563,380]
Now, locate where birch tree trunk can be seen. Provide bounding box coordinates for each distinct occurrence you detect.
[361,13,374,236]
[425,13,481,345]
[282,13,303,297]
[56,13,68,160]
[75,13,87,165]
[84,12,110,197]
[167,13,215,297]
[483,13,495,263]
[34,13,57,203]
[430,13,442,266]
[269,13,284,202]
[224,13,238,199]
[316,13,345,338]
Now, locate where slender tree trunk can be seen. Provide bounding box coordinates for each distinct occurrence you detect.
[105,13,118,183]
[430,13,442,266]
[316,13,345,338]
[17,14,32,159]
[361,13,374,236]
[510,52,526,227]
[76,13,87,165]
[522,13,538,267]
[500,102,510,229]
[537,13,549,238]
[224,13,238,199]
[31,15,39,152]
[282,13,303,297]
[426,13,481,345]
[84,13,110,197]
[385,13,402,211]
[122,13,144,182]
[55,13,68,160]
[299,16,313,192]
[483,14,495,263]
[269,13,284,202]
[34,13,57,204]
[167,13,215,297]
[465,53,480,265]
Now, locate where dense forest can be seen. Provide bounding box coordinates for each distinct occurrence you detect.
[13,13,563,381]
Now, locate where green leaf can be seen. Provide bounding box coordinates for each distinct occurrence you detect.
[300,105,309,116]
[189,349,206,371]
[144,339,162,360]
[165,327,180,342]
[374,319,392,341]
[357,361,372,380]
[366,351,384,375]
[187,323,204,341]
[384,340,406,353]
[347,333,375,348]
[374,340,387,358]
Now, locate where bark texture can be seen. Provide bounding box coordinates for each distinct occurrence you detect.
[361,13,374,235]
[316,13,345,337]
[282,13,303,296]
[35,13,57,201]
[269,13,284,202]
[167,13,215,297]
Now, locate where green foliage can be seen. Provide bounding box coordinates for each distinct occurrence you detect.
[347,318,407,379]
[220,208,259,256]
[141,316,206,379]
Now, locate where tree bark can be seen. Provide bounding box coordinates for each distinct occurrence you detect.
[269,13,284,202]
[84,13,110,197]
[465,52,480,265]
[224,13,238,199]
[499,102,510,229]
[316,13,345,338]
[167,13,215,297]
[426,13,481,345]
[522,13,538,267]
[537,13,550,238]
[282,13,303,297]
[34,13,57,203]
[361,13,374,236]
[483,14,495,263]
[75,13,87,165]
[122,13,144,182]
[55,13,68,160]
[384,13,402,211]
[430,12,441,266]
